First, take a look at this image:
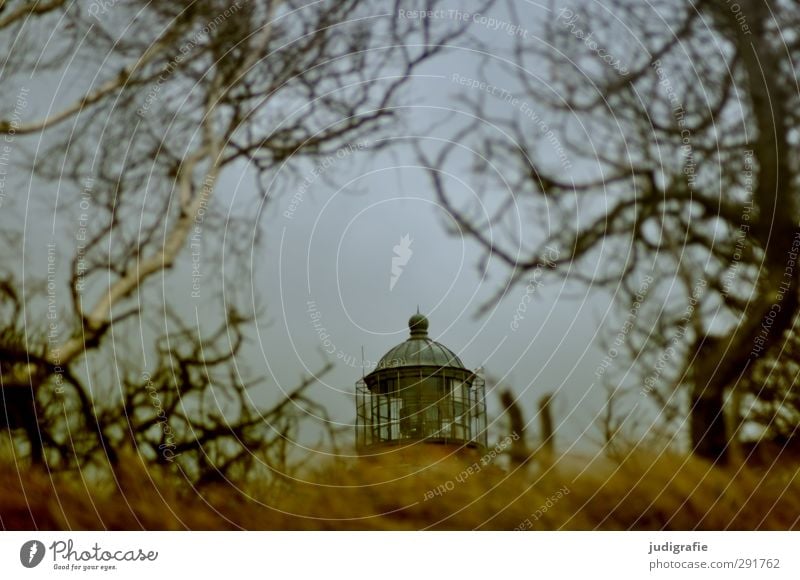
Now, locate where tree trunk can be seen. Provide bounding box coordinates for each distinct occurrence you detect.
[690,385,728,463]
[0,386,43,464]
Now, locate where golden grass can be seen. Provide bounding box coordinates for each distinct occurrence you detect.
[1,449,798,530]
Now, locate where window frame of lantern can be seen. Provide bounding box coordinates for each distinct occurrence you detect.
[357,364,487,450]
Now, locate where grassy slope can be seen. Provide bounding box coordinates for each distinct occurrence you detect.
[1,449,798,530]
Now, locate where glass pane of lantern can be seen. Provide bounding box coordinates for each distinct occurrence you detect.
[439,398,452,420]
[453,401,467,440]
[400,405,421,438]
[441,421,452,438]
[422,376,442,394]
[390,397,401,440]
[399,406,409,436]
[378,397,390,441]
[423,405,439,437]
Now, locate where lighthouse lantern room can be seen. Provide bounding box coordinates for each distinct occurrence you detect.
[355,313,487,450]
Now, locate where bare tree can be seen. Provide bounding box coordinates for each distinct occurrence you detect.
[0,0,490,480]
[423,0,800,462]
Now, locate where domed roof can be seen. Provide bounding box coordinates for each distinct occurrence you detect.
[373,313,466,371]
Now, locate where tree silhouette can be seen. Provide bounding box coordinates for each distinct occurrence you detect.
[0,0,490,482]
[424,0,800,463]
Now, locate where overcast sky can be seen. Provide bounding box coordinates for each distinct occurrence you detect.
[242,1,631,456]
[10,0,656,460]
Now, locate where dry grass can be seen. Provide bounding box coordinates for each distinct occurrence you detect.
[1,448,798,530]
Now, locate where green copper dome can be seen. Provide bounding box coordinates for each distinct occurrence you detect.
[374,313,465,371]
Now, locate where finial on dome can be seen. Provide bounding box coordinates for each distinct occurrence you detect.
[409,311,429,338]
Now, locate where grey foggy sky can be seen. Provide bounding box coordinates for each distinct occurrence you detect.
[246,2,628,453]
[8,0,658,456]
